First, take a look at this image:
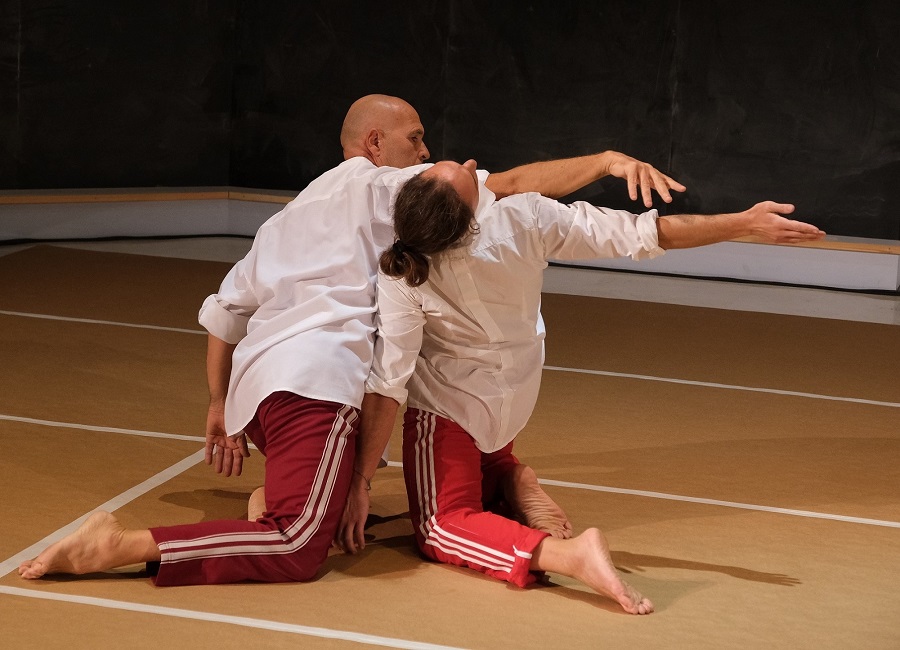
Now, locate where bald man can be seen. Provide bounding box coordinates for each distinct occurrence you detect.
[20,95,684,586]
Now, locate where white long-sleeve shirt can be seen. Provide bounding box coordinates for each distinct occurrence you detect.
[366,189,664,453]
[198,157,446,435]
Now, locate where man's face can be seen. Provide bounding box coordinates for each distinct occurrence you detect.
[424,159,479,210]
[378,106,430,168]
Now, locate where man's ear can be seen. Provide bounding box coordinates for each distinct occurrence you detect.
[365,128,382,162]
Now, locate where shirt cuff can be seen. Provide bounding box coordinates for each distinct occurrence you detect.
[365,374,408,405]
[198,294,249,344]
[635,209,665,259]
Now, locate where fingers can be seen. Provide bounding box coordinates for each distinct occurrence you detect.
[214,435,248,477]
[640,170,653,208]
[787,227,825,240]
[207,441,242,477]
[236,434,251,458]
[627,169,638,202]
[643,168,664,206]
[632,165,686,207]
[341,517,366,554]
[608,154,686,207]
[229,450,243,477]
[222,446,244,477]
[335,521,358,554]
[758,201,795,215]
[776,215,825,241]
[780,232,825,243]
[663,173,687,193]
[786,219,824,234]
[759,215,826,244]
[213,444,225,474]
[219,444,233,476]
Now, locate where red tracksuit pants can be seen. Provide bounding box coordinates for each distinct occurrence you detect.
[149,392,357,585]
[403,408,549,588]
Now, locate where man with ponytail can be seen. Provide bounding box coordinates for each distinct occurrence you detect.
[19,96,685,588]
[352,159,826,614]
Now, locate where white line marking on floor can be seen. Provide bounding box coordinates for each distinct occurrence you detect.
[6,417,897,538]
[543,365,900,408]
[2,310,895,408]
[0,586,464,650]
[0,414,260,452]
[384,462,900,529]
[537,479,900,528]
[0,425,459,650]
[0,414,203,441]
[0,449,205,578]
[0,309,204,334]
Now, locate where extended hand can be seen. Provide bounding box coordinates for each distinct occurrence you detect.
[605,152,687,208]
[745,201,826,243]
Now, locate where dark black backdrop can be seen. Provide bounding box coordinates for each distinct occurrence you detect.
[1,0,898,238]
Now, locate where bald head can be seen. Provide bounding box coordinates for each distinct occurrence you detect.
[420,159,480,211]
[340,94,430,168]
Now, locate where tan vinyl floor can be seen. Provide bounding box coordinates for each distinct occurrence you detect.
[1,245,898,649]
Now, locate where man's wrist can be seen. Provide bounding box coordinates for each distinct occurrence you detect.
[353,468,372,490]
[735,210,756,238]
[597,150,614,178]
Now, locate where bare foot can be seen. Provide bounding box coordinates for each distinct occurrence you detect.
[504,464,573,539]
[551,528,654,615]
[18,512,159,579]
[248,486,266,521]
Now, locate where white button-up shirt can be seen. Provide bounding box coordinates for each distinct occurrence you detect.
[366,189,664,453]
[198,157,442,435]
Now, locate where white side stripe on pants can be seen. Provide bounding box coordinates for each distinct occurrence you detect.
[413,411,438,539]
[159,406,355,563]
[412,414,519,575]
[425,521,514,573]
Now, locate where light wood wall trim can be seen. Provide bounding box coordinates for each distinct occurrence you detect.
[730,236,900,256]
[226,190,293,204]
[0,188,295,206]
[0,191,230,204]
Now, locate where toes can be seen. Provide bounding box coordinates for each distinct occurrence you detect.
[18,560,43,580]
[638,597,655,615]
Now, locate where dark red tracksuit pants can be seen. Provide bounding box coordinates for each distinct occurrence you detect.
[402,408,548,588]
[150,392,357,585]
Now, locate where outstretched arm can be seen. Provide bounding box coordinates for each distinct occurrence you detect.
[485,150,686,205]
[657,201,825,249]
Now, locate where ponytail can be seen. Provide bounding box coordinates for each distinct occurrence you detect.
[379,240,431,287]
[381,174,478,287]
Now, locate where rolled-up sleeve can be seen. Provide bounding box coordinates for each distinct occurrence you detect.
[531,194,665,262]
[197,255,260,344]
[365,273,426,404]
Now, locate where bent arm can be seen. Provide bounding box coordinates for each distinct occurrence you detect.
[657,201,825,249]
[358,273,426,475]
[485,150,685,205]
[337,275,424,553]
